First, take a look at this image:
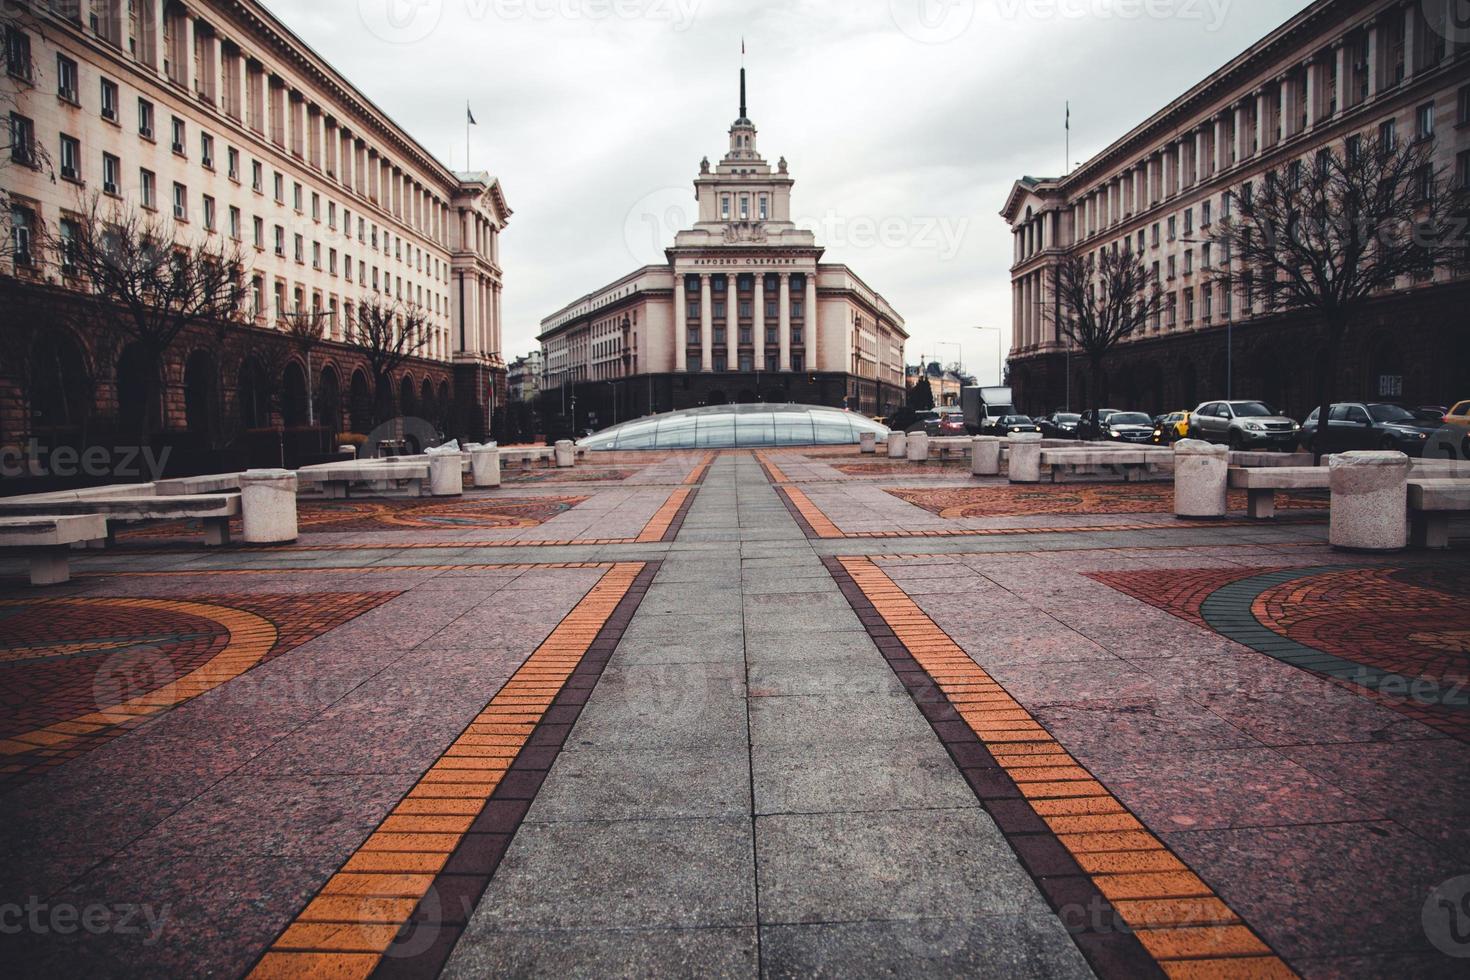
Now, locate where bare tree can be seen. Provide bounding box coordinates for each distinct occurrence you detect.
[52,197,249,441]
[1055,247,1164,439]
[345,296,431,426]
[280,307,330,427]
[1211,134,1469,456]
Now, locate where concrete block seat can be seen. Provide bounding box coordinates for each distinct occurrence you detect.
[1230,451,1315,468]
[298,460,432,499]
[1228,466,1331,520]
[0,494,241,546]
[1409,479,1470,550]
[154,473,244,495]
[1038,448,1174,484]
[0,514,109,585]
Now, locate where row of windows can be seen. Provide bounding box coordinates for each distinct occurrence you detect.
[686,328,805,346]
[686,273,808,293]
[686,300,807,322]
[681,353,807,373]
[719,193,770,222]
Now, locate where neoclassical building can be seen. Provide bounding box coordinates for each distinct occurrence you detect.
[2,0,510,456]
[540,70,907,424]
[1001,0,1470,419]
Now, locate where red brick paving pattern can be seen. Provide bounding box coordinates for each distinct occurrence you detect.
[0,592,397,785]
[503,468,639,484]
[889,484,1328,519]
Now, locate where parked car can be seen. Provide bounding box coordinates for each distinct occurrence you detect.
[1099,412,1156,444]
[1428,400,1470,459]
[1189,401,1301,450]
[1037,412,1082,438]
[1299,402,1442,456]
[992,415,1041,437]
[1077,408,1124,440]
[1152,411,1190,445]
[937,412,969,437]
[908,410,942,434]
[1413,406,1450,424]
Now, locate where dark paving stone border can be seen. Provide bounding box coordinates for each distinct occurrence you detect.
[369,560,661,980]
[819,555,1165,980]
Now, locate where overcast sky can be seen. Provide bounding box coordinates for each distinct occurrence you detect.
[263,0,1314,383]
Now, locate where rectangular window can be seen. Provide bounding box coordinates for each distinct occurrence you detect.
[1459,85,1470,126]
[202,195,216,231]
[1184,249,1193,275]
[274,225,285,256]
[1184,208,1193,235]
[172,182,187,220]
[138,98,154,138]
[59,216,80,271]
[759,195,768,220]
[140,169,156,208]
[1458,150,1470,190]
[228,206,241,240]
[227,147,239,181]
[100,78,118,121]
[1380,118,1397,150]
[293,182,303,212]
[274,172,284,203]
[294,234,304,263]
[1417,101,1435,140]
[1151,223,1160,247]
[1167,216,1177,241]
[253,216,264,249]
[1201,200,1212,227]
[200,132,214,169]
[171,116,185,155]
[10,205,34,265]
[9,112,35,165]
[5,26,32,81]
[102,152,120,194]
[311,193,320,221]
[56,53,78,102]
[312,241,321,269]
[59,134,80,180]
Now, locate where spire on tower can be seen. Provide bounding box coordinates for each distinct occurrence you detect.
[739,39,747,121]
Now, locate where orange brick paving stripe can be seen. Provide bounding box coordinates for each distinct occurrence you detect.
[0,597,276,759]
[636,487,695,543]
[683,453,718,486]
[81,563,614,579]
[247,562,646,980]
[833,556,1297,980]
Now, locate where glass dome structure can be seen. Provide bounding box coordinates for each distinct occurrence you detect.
[577,404,891,451]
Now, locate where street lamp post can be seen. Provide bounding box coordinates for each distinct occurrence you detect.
[974,326,1005,386]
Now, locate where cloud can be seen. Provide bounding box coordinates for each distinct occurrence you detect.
[262,0,1313,383]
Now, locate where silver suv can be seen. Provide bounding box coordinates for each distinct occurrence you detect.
[1190,401,1301,451]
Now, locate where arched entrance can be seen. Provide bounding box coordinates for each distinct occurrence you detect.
[736,389,758,404]
[319,366,342,436]
[399,375,418,418]
[350,370,372,434]
[184,349,218,440]
[27,330,90,448]
[238,358,272,430]
[420,379,436,426]
[115,345,153,437]
[281,361,309,428]
[706,390,728,407]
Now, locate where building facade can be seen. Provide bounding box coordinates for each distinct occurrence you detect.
[2,0,510,457]
[539,69,907,425]
[1001,0,1470,419]
[506,351,542,403]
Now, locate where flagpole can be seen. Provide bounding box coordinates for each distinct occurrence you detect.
[466,101,471,172]
[1065,101,1070,177]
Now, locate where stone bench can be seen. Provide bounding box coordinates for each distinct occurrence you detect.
[299,461,432,498]
[1410,459,1470,478]
[9,483,157,504]
[155,473,243,496]
[1039,448,1173,484]
[1231,452,1315,468]
[0,514,110,585]
[0,494,242,546]
[1228,466,1331,520]
[1409,479,1470,550]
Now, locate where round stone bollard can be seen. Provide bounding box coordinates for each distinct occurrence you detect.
[338,444,357,459]
[1173,439,1230,519]
[971,437,1002,477]
[860,432,878,455]
[555,440,576,468]
[906,432,930,463]
[887,432,908,459]
[1007,433,1044,484]
[240,469,298,544]
[428,453,464,497]
[1330,451,1410,551]
[470,447,502,489]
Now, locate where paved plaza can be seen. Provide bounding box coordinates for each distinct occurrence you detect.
[2,449,1468,978]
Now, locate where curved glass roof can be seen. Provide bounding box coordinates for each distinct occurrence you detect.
[577,404,892,451]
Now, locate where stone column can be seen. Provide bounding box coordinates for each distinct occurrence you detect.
[555,440,576,468]
[1195,128,1208,181]
[1304,59,1320,130]
[1007,433,1044,484]
[972,437,1002,477]
[1334,41,1349,114]
[1255,89,1270,154]
[753,273,766,368]
[1233,103,1248,165]
[1366,18,1381,99]
[805,273,818,367]
[700,274,713,373]
[1330,451,1409,551]
[887,432,908,459]
[1402,3,1418,80]
[674,273,688,373]
[1278,75,1292,142]
[727,272,738,369]
[778,273,792,372]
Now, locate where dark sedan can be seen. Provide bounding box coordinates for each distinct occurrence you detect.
[993,416,1041,437]
[1100,412,1157,444]
[1038,412,1082,438]
[1300,402,1441,456]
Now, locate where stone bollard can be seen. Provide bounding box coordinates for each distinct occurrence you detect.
[240,469,298,544]
[860,432,878,455]
[887,432,908,459]
[1330,451,1410,551]
[1173,439,1230,519]
[470,446,502,489]
[971,437,1002,477]
[906,432,930,463]
[338,444,357,459]
[1007,433,1044,484]
[428,453,464,497]
[555,440,576,468]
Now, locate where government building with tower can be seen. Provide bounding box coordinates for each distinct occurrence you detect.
[539,68,908,427]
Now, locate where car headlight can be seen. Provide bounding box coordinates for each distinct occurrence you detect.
[1243,422,1264,431]
[1291,423,1301,431]
[1109,429,1121,437]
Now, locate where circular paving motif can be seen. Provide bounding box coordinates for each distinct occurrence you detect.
[0,598,276,754]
